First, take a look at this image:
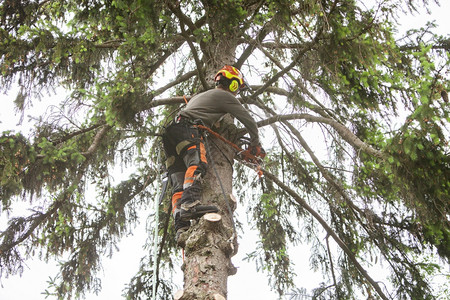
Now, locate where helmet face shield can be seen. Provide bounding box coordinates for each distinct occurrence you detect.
[214,65,245,92]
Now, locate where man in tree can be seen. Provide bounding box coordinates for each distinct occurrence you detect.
[2,1,449,298]
[162,65,265,242]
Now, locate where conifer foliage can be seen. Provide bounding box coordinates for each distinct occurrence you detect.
[1,1,449,299]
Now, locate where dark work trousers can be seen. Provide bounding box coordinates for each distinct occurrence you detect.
[162,119,208,219]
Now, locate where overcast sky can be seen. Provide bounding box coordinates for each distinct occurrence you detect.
[1,2,449,299]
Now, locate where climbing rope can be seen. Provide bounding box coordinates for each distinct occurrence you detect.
[201,130,237,242]
[151,150,163,300]
[195,124,264,177]
[180,94,262,176]
[198,123,265,247]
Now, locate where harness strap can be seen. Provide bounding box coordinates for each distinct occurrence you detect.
[195,124,241,151]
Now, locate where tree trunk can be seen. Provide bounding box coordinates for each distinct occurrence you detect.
[172,3,244,296]
[175,131,238,300]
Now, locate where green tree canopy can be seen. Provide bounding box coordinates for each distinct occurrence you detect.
[1,0,449,299]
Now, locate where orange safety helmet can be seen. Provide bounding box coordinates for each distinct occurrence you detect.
[214,65,246,93]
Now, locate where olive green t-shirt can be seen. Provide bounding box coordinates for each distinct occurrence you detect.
[179,88,260,145]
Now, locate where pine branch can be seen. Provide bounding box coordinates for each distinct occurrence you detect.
[82,125,111,156]
[236,18,272,68]
[33,124,111,160]
[51,123,105,146]
[256,113,384,158]
[143,96,187,110]
[179,27,208,90]
[0,155,91,273]
[144,40,185,80]
[261,167,390,300]
[151,70,197,98]
[253,42,337,120]
[166,2,198,33]
[0,204,60,256]
[250,54,303,99]
[325,234,340,298]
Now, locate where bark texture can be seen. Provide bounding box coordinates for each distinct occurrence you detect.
[176,125,238,299]
[174,7,241,293]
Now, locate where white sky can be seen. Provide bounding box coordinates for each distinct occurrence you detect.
[1,2,449,299]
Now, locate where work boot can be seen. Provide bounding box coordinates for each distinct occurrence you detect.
[179,200,219,221]
[174,210,190,242]
[178,181,218,221]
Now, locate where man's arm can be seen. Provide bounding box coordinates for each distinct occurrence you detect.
[221,95,260,146]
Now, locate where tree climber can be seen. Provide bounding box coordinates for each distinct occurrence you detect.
[162,65,265,242]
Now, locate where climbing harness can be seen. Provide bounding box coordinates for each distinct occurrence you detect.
[177,95,263,175]
[157,95,265,256]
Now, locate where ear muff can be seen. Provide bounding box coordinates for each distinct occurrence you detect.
[229,79,239,92]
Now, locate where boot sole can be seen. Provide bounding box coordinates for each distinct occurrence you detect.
[179,206,219,221]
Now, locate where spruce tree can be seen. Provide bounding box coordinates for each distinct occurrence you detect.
[1,1,449,299]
